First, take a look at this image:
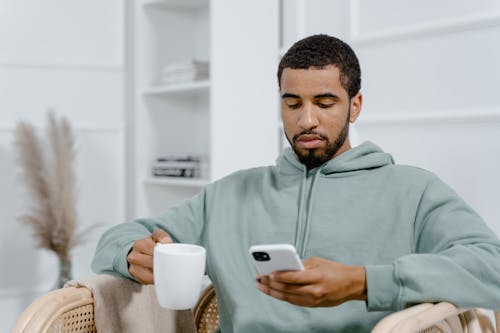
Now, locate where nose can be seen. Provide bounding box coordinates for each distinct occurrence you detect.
[297,102,319,130]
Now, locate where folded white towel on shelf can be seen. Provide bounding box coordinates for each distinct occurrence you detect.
[162,59,209,73]
[159,59,209,85]
[160,71,209,85]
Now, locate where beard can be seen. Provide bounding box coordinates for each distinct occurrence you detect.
[288,108,350,170]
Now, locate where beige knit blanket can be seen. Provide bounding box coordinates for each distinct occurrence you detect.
[66,274,197,333]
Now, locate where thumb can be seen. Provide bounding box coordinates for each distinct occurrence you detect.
[302,256,322,270]
[151,228,173,244]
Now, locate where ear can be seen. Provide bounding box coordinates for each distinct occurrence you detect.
[349,92,362,123]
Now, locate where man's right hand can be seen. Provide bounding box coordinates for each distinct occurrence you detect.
[127,228,172,284]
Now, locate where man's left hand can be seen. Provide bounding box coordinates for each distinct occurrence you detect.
[255,256,367,307]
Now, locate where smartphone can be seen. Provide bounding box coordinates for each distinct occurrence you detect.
[249,244,304,276]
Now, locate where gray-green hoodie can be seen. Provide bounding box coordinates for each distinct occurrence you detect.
[92,141,500,332]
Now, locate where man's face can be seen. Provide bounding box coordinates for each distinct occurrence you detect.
[280,65,362,169]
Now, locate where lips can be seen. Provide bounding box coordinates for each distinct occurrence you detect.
[295,134,325,149]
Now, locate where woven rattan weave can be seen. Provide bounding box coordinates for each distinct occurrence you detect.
[47,304,96,333]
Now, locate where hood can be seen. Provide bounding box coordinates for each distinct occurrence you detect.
[277,141,394,176]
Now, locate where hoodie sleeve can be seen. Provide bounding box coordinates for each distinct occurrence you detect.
[365,177,500,311]
[91,188,208,280]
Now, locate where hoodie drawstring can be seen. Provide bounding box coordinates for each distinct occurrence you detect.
[294,168,308,251]
[299,170,321,258]
[294,168,321,258]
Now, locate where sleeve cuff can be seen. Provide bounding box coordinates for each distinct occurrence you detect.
[365,264,401,311]
[114,241,136,281]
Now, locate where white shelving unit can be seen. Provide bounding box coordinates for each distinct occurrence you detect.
[144,177,210,187]
[143,80,210,96]
[142,0,208,10]
[131,0,280,216]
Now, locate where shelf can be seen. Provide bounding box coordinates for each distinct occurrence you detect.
[133,0,279,217]
[143,0,208,11]
[144,177,209,187]
[143,80,210,97]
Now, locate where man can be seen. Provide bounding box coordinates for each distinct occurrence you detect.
[92,34,500,332]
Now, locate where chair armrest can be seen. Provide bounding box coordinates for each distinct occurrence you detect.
[388,302,467,333]
[371,303,435,333]
[12,287,93,333]
[371,302,497,333]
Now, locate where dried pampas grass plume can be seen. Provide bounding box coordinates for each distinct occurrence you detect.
[13,111,79,261]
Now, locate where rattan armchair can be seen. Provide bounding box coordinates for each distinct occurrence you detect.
[12,286,96,333]
[372,302,499,333]
[12,278,499,333]
[12,278,217,333]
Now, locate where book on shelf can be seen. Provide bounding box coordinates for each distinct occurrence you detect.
[152,155,207,179]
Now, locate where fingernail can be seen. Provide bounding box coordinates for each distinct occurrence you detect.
[160,237,171,243]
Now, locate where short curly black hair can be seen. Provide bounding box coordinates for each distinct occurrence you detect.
[278,34,361,98]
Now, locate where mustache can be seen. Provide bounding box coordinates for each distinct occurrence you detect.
[293,130,328,142]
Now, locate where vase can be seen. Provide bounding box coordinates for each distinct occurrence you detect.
[55,257,73,289]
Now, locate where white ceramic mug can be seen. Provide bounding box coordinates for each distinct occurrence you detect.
[153,243,206,310]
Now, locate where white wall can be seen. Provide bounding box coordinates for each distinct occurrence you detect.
[284,0,500,235]
[2,0,498,330]
[0,0,125,330]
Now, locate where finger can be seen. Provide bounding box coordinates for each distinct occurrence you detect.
[151,228,173,244]
[271,268,321,285]
[257,281,339,307]
[258,277,303,296]
[129,264,154,285]
[302,256,323,269]
[256,282,317,307]
[127,251,153,269]
[259,276,320,297]
[134,237,156,256]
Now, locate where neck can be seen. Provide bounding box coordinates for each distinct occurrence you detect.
[332,137,352,160]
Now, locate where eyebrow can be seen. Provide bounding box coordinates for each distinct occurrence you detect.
[314,93,340,100]
[281,92,340,100]
[281,93,300,99]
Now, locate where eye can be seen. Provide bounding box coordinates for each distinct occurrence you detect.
[284,99,302,109]
[315,98,336,109]
[317,103,334,109]
[287,102,302,109]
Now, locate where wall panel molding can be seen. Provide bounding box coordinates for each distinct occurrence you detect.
[0,123,124,132]
[358,108,500,125]
[349,0,500,45]
[0,59,123,72]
